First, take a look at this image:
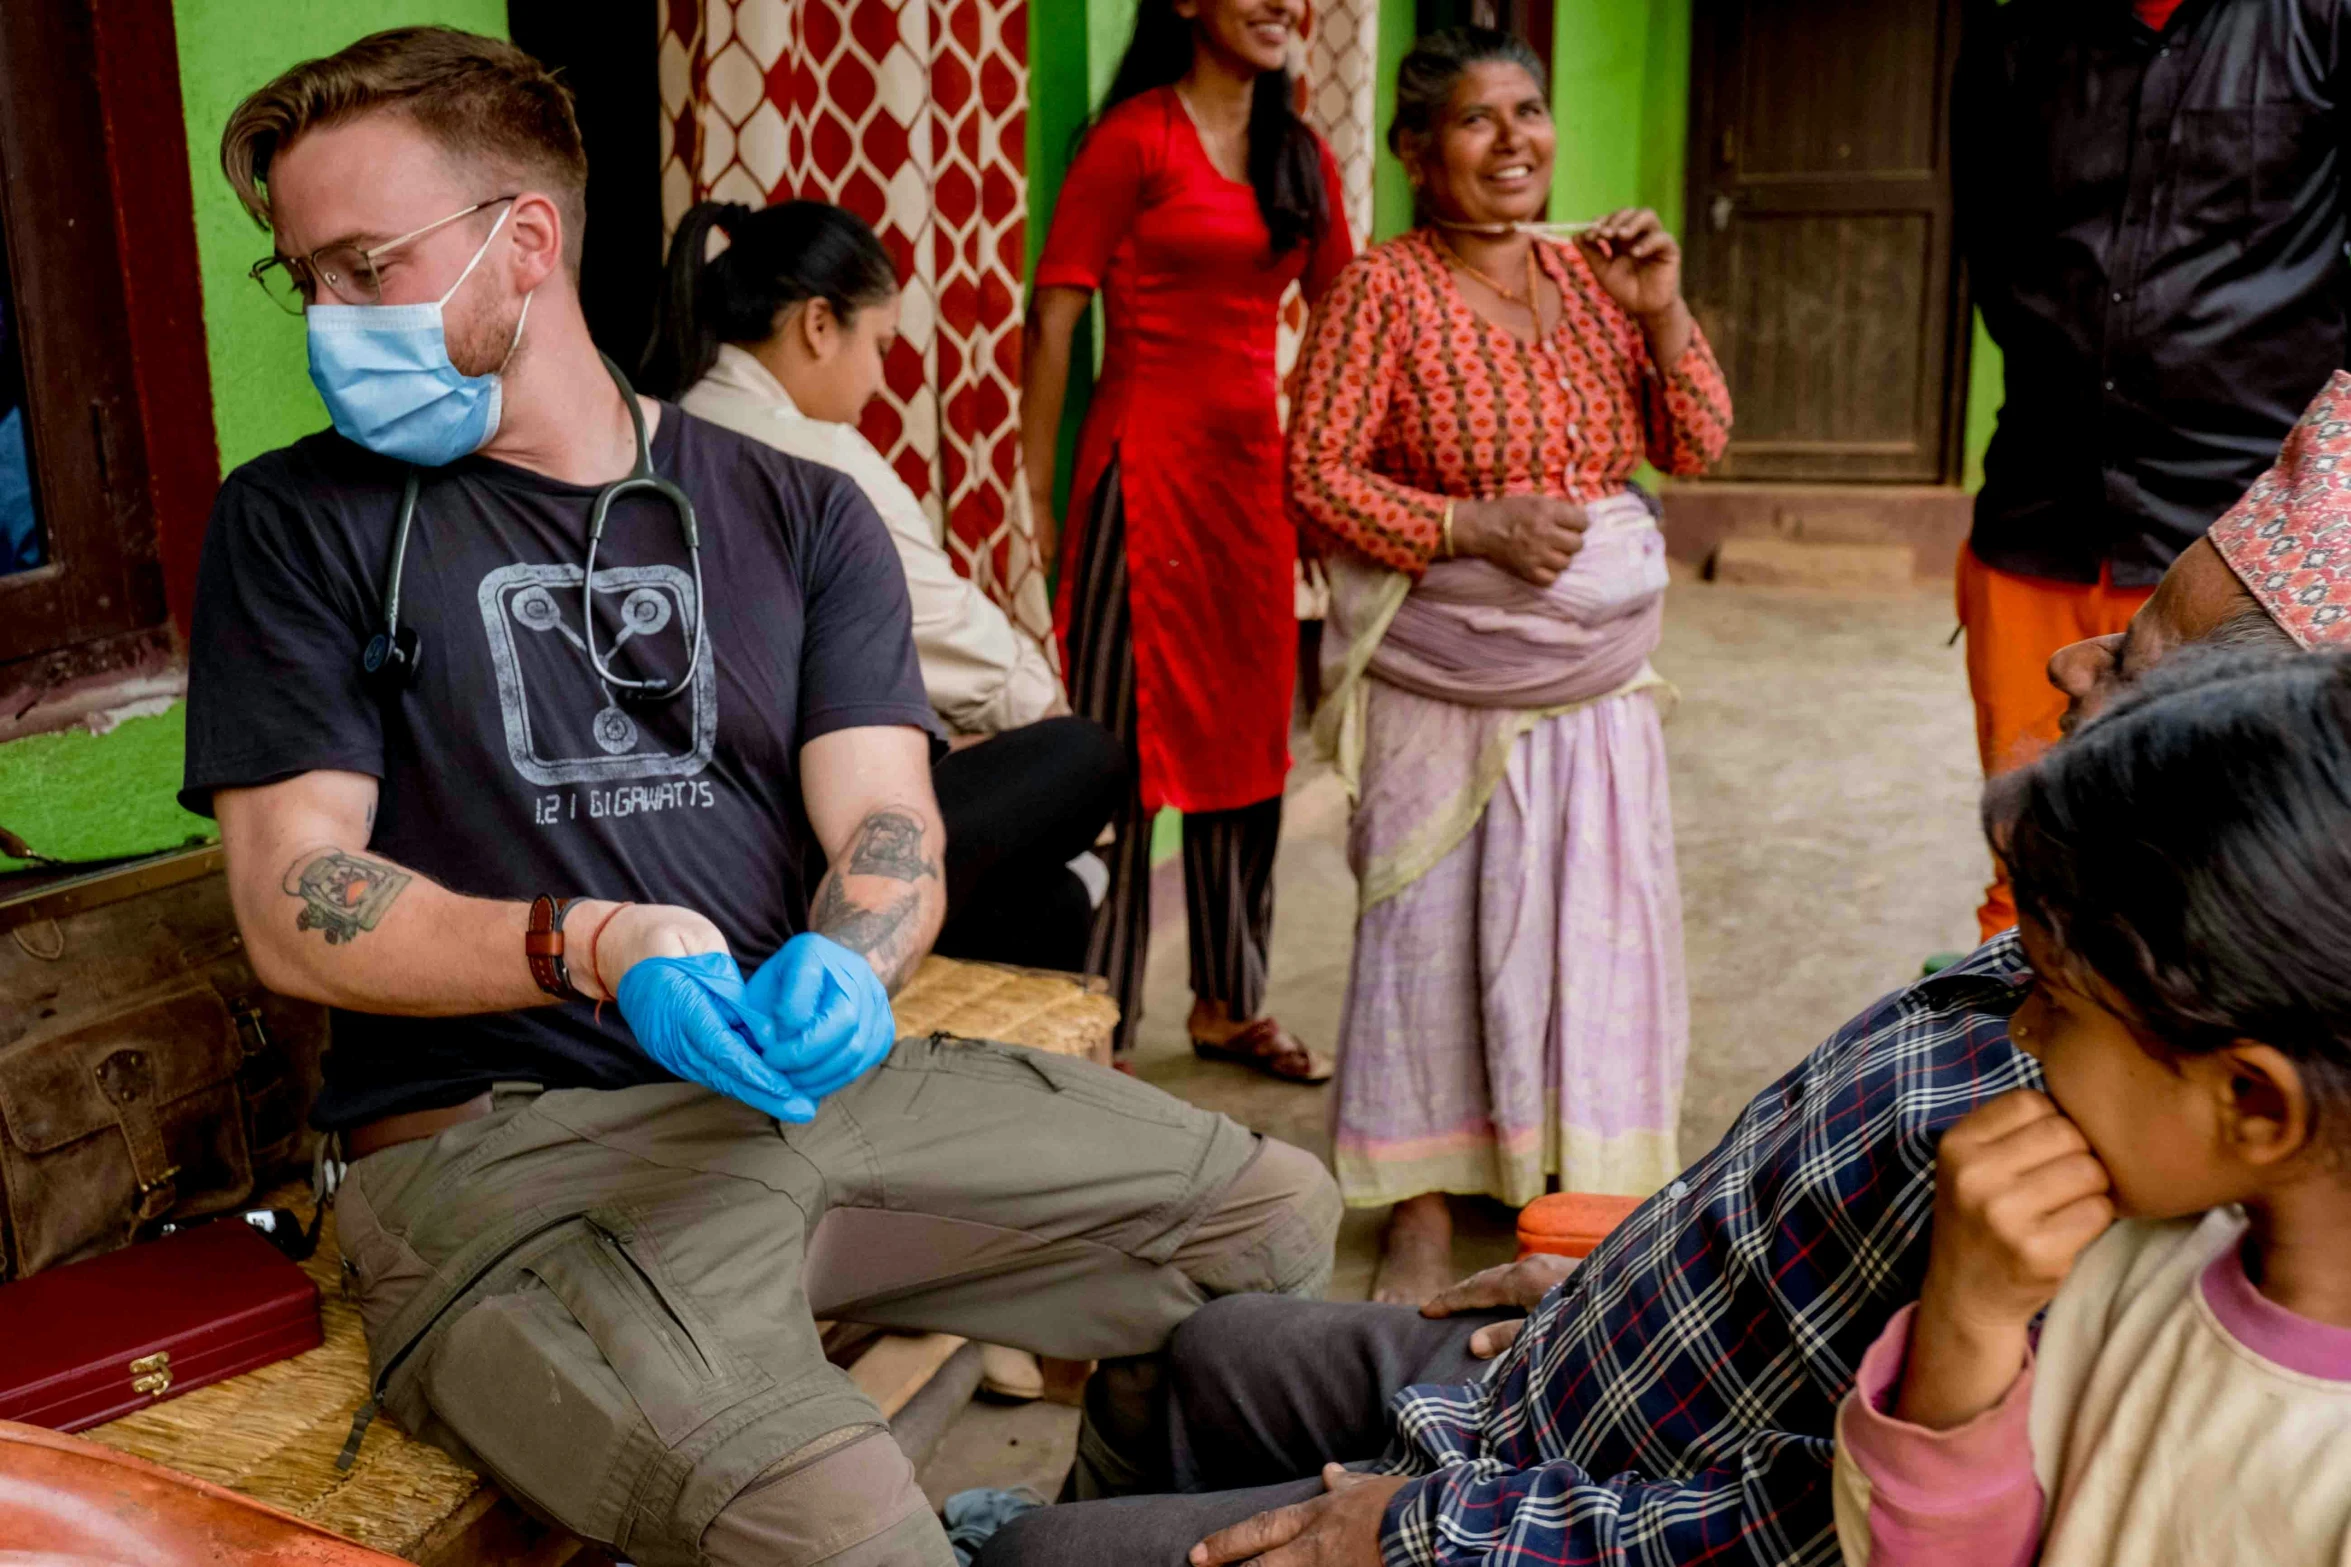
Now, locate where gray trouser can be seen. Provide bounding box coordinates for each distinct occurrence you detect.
[977,1293,1506,1566]
[333,1035,1341,1567]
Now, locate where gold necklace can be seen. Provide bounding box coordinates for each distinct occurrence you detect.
[1438,234,1543,316]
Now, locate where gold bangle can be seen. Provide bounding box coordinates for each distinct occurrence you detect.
[1440,501,1457,560]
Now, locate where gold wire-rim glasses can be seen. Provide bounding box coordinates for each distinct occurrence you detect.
[247,194,519,315]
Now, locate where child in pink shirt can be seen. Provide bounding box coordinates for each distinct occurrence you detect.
[1834,648,2351,1567]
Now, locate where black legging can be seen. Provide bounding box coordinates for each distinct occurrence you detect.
[933,715,1127,973]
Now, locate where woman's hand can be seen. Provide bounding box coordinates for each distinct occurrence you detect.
[1020,287,1091,574]
[1450,495,1588,587]
[1897,1090,2114,1430]
[1576,209,1694,362]
[1575,208,1682,320]
[1027,479,1061,579]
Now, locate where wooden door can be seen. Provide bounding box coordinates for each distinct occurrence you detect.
[1682,0,1968,484]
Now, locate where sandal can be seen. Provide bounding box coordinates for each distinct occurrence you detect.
[1191,1017,1335,1083]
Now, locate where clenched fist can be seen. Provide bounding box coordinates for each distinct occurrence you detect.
[1450,495,1588,587]
[1898,1089,2115,1429]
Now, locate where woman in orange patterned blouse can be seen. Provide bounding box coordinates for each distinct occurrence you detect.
[1287,27,1732,1305]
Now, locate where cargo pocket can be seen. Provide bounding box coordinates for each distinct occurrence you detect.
[534,1215,760,1446]
[423,1218,763,1552]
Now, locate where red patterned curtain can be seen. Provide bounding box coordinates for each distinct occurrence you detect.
[658,0,1049,640]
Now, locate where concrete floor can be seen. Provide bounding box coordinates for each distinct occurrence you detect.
[917,571,1989,1507]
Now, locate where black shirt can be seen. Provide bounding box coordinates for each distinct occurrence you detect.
[1955,0,2351,585]
[181,408,939,1129]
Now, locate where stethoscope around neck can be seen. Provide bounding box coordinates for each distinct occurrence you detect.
[361,354,706,705]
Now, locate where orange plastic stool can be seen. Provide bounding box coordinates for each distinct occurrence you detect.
[1516,1192,1645,1260]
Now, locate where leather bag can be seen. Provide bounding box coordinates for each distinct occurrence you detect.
[0,846,326,1281]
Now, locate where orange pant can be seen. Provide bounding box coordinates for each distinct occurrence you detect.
[1956,545,2155,942]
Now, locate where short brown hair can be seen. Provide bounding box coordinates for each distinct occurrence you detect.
[221,27,587,266]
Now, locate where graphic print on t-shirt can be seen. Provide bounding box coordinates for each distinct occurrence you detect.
[477,561,717,785]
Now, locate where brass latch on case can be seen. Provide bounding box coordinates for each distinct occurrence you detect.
[129,1350,172,1395]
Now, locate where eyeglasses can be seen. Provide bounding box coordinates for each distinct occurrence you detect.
[248,195,518,315]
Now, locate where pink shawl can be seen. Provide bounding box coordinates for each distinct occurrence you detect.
[1364,493,1668,709]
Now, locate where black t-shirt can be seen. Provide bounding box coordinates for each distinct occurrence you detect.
[181,407,939,1129]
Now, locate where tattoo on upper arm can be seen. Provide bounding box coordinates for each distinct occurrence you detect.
[282,848,411,945]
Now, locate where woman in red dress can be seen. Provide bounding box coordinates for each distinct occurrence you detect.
[1021,0,1353,1073]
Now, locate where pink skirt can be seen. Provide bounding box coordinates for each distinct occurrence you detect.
[1330,680,1687,1208]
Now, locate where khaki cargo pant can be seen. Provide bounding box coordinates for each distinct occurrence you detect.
[333,1033,1339,1567]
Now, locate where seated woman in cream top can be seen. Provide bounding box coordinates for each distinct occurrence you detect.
[658,217,1059,736]
[644,200,1121,981]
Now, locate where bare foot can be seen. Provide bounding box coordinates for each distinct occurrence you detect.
[1189,996,1244,1046]
[1371,1193,1455,1306]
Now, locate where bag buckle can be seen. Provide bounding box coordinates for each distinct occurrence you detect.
[230,1000,272,1057]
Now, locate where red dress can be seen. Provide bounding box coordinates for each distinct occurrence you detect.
[1038,89,1354,814]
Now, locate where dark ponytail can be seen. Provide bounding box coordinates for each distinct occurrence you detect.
[639,199,899,400]
[1091,0,1329,257]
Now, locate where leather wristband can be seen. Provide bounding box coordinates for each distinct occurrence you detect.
[525,895,583,1000]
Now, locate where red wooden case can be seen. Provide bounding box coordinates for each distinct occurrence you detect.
[0,1218,321,1431]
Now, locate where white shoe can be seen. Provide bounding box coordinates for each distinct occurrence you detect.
[979,1343,1045,1402]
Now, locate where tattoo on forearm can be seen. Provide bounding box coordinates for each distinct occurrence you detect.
[812,807,942,992]
[812,877,921,960]
[843,809,938,882]
[282,848,411,946]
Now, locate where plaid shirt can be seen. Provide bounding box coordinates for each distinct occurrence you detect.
[1378,933,2039,1567]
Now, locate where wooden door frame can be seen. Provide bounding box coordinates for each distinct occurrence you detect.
[0,0,217,687]
[1680,0,1973,486]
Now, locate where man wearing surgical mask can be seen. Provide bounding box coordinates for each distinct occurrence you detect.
[178,29,1340,1567]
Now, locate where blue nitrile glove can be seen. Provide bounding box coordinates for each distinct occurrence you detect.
[744,933,897,1103]
[617,950,819,1123]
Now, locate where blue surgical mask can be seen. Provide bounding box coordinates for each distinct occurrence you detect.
[305,207,532,466]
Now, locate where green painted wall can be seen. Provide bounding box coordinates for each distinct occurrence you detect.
[1549,0,1652,224]
[1090,0,1141,94]
[1634,0,1692,235]
[171,0,509,477]
[1372,0,1416,239]
[1964,312,2002,491]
